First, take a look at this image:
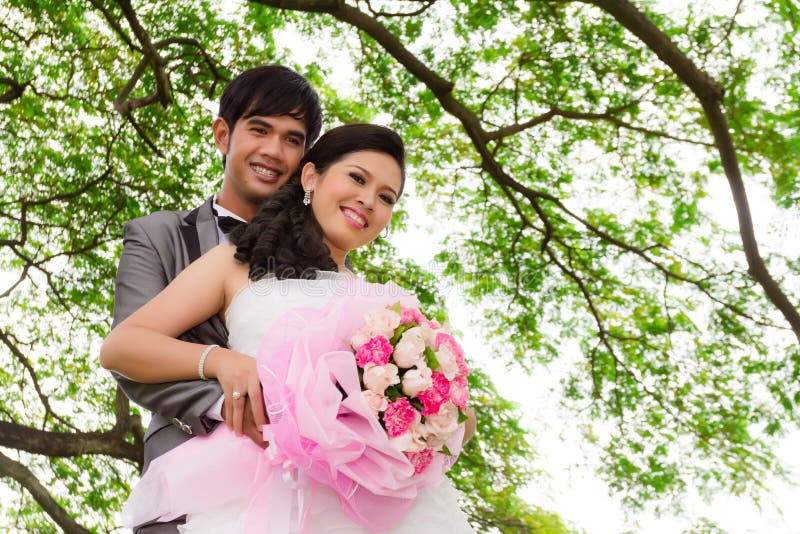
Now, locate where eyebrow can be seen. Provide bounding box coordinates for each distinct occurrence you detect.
[350,165,400,198]
[247,118,306,143]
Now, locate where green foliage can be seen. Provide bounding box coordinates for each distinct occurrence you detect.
[2,0,800,531]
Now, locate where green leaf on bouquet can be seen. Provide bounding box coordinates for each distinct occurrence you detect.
[457,408,468,424]
[384,385,403,401]
[424,347,441,370]
[388,302,403,315]
[442,444,453,456]
[389,323,417,345]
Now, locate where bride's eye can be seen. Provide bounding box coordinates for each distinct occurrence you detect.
[349,172,366,184]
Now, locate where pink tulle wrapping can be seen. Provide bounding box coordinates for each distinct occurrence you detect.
[122,278,464,532]
[257,278,463,531]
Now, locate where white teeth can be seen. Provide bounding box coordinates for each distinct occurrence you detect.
[251,164,277,177]
[343,209,366,227]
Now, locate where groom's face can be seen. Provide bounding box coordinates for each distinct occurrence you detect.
[214,113,307,216]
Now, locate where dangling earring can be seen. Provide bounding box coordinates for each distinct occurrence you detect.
[380,227,390,239]
[302,188,312,206]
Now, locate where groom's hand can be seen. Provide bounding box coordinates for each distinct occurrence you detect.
[222,396,270,449]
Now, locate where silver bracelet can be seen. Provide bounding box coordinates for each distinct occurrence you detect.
[198,344,219,381]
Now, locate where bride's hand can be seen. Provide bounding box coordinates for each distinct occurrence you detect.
[206,348,267,437]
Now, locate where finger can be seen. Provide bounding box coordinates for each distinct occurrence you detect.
[249,380,267,428]
[242,407,268,449]
[232,390,246,436]
[223,396,233,430]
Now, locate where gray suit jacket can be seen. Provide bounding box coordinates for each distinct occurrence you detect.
[111,197,227,474]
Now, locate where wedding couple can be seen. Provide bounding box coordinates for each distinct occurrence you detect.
[101,65,476,532]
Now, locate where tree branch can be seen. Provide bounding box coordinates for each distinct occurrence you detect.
[0,420,141,463]
[580,0,800,341]
[0,451,91,533]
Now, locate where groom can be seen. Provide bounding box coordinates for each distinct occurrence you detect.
[111,65,323,532]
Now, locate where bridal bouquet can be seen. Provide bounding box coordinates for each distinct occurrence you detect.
[253,280,470,530]
[350,303,470,476]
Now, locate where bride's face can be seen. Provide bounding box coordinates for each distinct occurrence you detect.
[301,150,402,265]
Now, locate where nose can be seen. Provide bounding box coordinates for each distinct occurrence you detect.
[259,133,283,160]
[357,191,375,211]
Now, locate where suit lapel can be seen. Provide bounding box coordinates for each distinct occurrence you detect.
[179,197,219,264]
[178,197,228,340]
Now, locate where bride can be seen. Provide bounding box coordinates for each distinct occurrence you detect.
[101,124,476,533]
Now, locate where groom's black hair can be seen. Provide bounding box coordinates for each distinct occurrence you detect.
[218,65,322,162]
[231,124,406,280]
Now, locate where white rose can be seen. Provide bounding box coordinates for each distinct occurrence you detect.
[388,419,426,453]
[362,363,400,395]
[418,323,438,347]
[435,344,460,380]
[393,327,426,368]
[418,422,446,449]
[424,401,459,440]
[361,390,388,415]
[401,365,433,397]
[350,327,372,350]
[364,309,401,338]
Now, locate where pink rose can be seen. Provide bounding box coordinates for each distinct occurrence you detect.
[437,332,469,376]
[365,308,401,338]
[418,372,450,416]
[393,327,425,368]
[401,365,433,397]
[361,390,389,415]
[383,397,418,438]
[405,448,434,474]
[428,319,441,329]
[354,335,393,368]
[449,375,469,409]
[362,363,400,395]
[425,400,459,440]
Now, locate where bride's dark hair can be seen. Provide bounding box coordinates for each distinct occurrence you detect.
[231,123,406,280]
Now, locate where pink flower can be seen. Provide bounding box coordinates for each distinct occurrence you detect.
[425,401,460,440]
[363,363,400,395]
[401,365,433,397]
[388,419,425,452]
[405,448,434,474]
[350,326,372,350]
[400,306,427,325]
[365,308,401,338]
[383,397,418,438]
[449,375,469,409]
[428,319,441,329]
[355,335,393,368]
[435,343,460,380]
[437,332,469,376]
[393,327,425,368]
[361,390,389,415]
[418,372,450,416]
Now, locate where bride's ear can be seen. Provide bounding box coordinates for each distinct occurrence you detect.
[300,162,318,192]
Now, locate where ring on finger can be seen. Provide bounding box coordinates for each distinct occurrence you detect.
[232,390,244,401]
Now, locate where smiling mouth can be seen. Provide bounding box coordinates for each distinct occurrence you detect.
[341,207,368,229]
[250,163,281,181]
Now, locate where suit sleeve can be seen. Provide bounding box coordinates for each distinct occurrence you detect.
[110,218,223,436]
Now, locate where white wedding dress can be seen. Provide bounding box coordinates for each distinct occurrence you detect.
[123,272,475,533]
